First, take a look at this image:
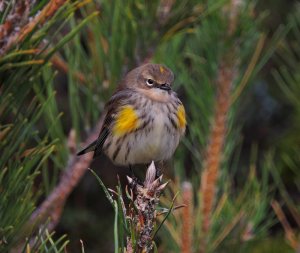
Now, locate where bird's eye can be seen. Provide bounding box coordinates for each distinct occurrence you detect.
[146,79,154,86]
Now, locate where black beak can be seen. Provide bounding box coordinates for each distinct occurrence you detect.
[159,84,171,91]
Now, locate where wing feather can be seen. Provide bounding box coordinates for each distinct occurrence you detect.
[77,89,133,158]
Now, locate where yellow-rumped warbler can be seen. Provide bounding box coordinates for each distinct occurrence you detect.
[77,63,186,166]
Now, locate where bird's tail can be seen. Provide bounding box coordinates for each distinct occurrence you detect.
[77,140,97,156]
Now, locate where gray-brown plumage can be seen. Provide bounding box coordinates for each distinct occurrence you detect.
[77,63,186,166]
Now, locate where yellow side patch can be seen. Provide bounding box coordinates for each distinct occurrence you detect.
[159,66,165,74]
[177,104,186,129]
[113,106,140,136]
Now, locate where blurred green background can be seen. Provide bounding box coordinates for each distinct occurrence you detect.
[1,0,300,252]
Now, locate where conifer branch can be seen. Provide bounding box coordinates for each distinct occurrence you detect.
[126,162,169,253]
[51,55,87,84]
[199,59,236,253]
[0,0,68,56]
[29,117,105,232]
[181,182,193,253]
[0,0,31,48]
[199,1,241,252]
[271,200,299,250]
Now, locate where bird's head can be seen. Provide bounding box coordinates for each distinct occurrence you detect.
[124,63,174,92]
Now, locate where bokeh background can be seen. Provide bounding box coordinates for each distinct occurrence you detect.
[1,0,300,252]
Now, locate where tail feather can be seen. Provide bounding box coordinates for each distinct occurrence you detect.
[77,140,97,156]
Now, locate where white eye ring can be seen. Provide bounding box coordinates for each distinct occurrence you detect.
[146,79,154,86]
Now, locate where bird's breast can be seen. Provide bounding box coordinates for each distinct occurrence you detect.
[104,97,185,166]
[147,107,167,151]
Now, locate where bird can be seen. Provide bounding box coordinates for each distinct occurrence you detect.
[77,63,186,168]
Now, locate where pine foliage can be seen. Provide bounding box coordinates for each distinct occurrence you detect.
[0,0,298,252]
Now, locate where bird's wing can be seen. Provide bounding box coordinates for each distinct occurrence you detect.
[92,89,133,158]
[77,89,134,157]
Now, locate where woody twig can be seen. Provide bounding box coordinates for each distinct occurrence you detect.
[29,117,104,232]
[271,200,299,250]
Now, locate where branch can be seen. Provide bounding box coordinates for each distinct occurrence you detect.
[126,162,169,253]
[29,117,105,231]
[271,200,299,250]
[198,1,241,252]
[0,0,31,45]
[199,58,236,253]
[0,0,68,56]
[51,54,88,85]
[181,182,193,253]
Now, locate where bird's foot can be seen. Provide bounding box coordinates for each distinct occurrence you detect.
[128,165,143,186]
[155,161,163,179]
